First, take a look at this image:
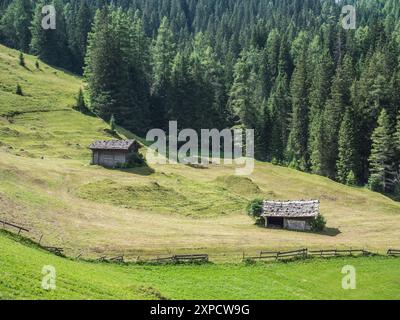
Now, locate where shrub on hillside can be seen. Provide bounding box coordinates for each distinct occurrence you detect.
[19,52,25,67]
[16,84,23,96]
[246,199,264,225]
[310,214,326,232]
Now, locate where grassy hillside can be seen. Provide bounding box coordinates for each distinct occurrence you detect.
[1,231,400,300]
[0,44,400,262]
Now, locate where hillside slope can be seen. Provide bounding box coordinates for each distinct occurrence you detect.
[0,44,399,261]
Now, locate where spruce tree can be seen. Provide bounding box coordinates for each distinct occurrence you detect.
[74,88,87,113]
[0,0,32,51]
[268,71,290,162]
[321,55,353,178]
[368,109,396,192]
[287,47,309,171]
[150,17,176,129]
[16,83,23,95]
[337,108,359,184]
[110,114,116,132]
[19,51,25,67]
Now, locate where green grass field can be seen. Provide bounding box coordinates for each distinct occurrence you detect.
[1,231,400,300]
[0,44,400,299]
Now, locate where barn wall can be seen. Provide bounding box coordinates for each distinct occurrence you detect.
[284,218,312,231]
[97,151,127,167]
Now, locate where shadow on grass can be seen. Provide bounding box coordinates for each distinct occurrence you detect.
[102,165,155,176]
[255,223,341,237]
[318,227,341,237]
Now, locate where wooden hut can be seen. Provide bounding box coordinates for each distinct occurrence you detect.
[89,140,139,168]
[261,200,320,231]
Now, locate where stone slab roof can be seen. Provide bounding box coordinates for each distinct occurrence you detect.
[89,139,137,151]
[261,200,320,218]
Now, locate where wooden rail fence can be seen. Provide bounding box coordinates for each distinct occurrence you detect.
[146,254,209,264]
[0,219,29,235]
[244,248,308,261]
[42,246,64,256]
[308,249,371,257]
[244,248,376,262]
[387,249,400,257]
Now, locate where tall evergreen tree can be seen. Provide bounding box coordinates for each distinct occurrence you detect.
[150,17,176,129]
[368,109,396,192]
[287,47,309,170]
[337,108,359,184]
[0,0,32,52]
[321,55,353,178]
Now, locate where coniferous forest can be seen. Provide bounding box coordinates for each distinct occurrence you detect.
[1,0,400,196]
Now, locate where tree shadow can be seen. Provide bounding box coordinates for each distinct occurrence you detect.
[255,224,341,237]
[101,165,155,176]
[120,166,155,176]
[318,227,341,237]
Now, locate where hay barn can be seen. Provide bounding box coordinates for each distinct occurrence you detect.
[89,140,139,168]
[261,200,320,231]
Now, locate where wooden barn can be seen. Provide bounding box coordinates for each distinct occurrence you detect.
[89,139,139,168]
[261,200,320,231]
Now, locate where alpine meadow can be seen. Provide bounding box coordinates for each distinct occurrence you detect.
[0,0,400,302]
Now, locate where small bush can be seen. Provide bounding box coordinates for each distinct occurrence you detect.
[346,170,357,186]
[246,199,264,224]
[19,52,25,67]
[73,89,91,115]
[16,84,23,96]
[110,114,116,132]
[310,214,326,232]
[368,175,383,192]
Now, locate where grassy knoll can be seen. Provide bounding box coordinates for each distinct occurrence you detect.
[1,231,400,300]
[0,44,400,261]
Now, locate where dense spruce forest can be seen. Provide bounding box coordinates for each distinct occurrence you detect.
[1,0,400,196]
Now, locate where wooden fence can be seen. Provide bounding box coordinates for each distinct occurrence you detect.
[145,254,209,264]
[96,255,125,263]
[42,246,64,256]
[243,248,376,262]
[0,219,29,235]
[387,249,400,257]
[308,249,371,257]
[244,248,308,261]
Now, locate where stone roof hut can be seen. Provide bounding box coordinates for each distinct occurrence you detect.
[261,200,320,231]
[89,139,139,168]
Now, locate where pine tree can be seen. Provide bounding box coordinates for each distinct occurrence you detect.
[110,114,116,132]
[268,71,290,162]
[74,88,87,113]
[368,109,396,192]
[150,17,176,129]
[308,50,334,174]
[287,47,309,171]
[30,0,72,69]
[70,0,93,73]
[337,108,359,184]
[321,55,353,178]
[19,51,25,67]
[395,112,400,154]
[16,83,23,96]
[0,0,32,51]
